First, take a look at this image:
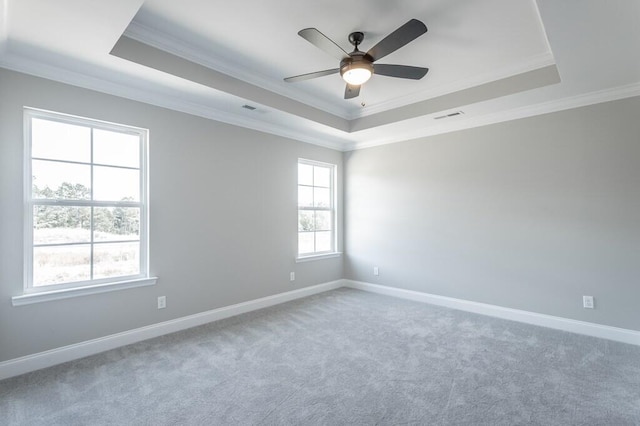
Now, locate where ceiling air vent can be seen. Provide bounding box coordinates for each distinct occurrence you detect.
[242,104,257,111]
[434,111,464,120]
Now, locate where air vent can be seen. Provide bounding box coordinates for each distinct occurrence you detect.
[434,111,464,120]
[242,104,257,111]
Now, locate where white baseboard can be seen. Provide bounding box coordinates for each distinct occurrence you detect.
[0,279,344,381]
[3,278,638,381]
[344,280,640,347]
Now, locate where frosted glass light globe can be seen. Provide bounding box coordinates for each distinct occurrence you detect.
[342,66,372,85]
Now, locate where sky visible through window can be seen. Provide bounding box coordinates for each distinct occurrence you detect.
[32,119,140,202]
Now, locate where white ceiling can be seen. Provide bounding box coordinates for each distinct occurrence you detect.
[1,0,639,151]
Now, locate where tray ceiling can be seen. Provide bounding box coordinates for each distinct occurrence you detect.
[1,0,639,150]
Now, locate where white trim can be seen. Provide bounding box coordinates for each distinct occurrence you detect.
[0,279,344,380]
[296,252,342,263]
[123,20,347,120]
[297,159,337,256]
[344,280,640,347]
[347,82,640,151]
[0,53,349,151]
[124,19,558,122]
[3,278,639,380]
[12,277,158,306]
[349,52,556,119]
[22,108,152,294]
[3,49,640,152]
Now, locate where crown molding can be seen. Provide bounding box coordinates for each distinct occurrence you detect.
[348,52,556,120]
[3,45,638,154]
[0,52,349,151]
[346,81,640,151]
[124,20,557,124]
[124,21,348,120]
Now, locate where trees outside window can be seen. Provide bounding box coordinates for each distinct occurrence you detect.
[297,159,336,257]
[24,108,150,291]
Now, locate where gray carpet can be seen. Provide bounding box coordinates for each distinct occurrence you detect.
[1,288,640,425]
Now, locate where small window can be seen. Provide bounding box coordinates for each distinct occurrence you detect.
[23,108,151,294]
[298,159,336,257]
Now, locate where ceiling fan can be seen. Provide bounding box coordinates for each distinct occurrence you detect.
[284,19,429,99]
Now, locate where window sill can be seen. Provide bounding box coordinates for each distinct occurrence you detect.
[12,277,158,306]
[296,252,342,263]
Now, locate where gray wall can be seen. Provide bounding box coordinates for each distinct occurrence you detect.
[2,66,639,363]
[0,69,343,362]
[344,96,640,331]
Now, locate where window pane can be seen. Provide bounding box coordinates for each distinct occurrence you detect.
[314,166,330,188]
[32,118,90,163]
[32,160,91,200]
[94,242,140,279]
[94,129,140,168]
[298,186,313,208]
[298,211,315,231]
[298,163,313,186]
[94,207,140,241]
[298,232,314,255]
[314,187,331,208]
[93,166,140,201]
[33,244,91,286]
[315,211,332,231]
[33,206,91,244]
[316,231,332,252]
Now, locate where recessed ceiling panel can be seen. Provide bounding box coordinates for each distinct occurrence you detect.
[128,0,553,118]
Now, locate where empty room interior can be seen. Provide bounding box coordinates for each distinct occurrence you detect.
[1,0,640,424]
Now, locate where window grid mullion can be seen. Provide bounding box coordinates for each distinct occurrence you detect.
[32,157,140,171]
[298,206,331,212]
[33,239,141,248]
[32,199,142,208]
[90,128,95,280]
[313,229,317,253]
[311,166,316,209]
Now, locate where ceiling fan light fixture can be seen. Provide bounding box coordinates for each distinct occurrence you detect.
[340,61,373,86]
[286,20,428,99]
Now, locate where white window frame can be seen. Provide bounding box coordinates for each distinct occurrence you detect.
[297,158,339,261]
[14,108,156,306]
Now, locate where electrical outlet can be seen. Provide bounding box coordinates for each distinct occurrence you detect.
[157,296,166,309]
[373,266,379,276]
[290,272,295,282]
[583,295,594,309]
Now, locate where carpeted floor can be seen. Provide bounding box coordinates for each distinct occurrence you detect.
[1,288,640,425]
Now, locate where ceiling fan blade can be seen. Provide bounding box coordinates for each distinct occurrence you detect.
[344,84,360,99]
[374,64,429,80]
[284,68,339,83]
[366,19,427,62]
[298,28,349,61]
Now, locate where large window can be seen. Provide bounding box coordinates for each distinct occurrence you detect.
[22,108,152,297]
[298,159,336,257]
